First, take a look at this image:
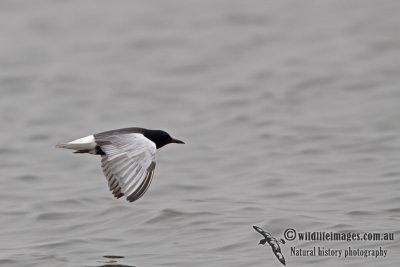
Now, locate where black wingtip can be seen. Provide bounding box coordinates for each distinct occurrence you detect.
[253,225,262,231]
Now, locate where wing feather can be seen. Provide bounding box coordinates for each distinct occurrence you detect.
[95,133,157,203]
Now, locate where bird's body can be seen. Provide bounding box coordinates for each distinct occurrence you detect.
[56,127,184,203]
[253,226,286,266]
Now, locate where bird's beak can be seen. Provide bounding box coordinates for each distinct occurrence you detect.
[171,138,185,144]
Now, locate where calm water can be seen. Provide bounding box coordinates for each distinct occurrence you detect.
[0,1,399,266]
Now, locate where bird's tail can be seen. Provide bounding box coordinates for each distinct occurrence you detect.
[56,135,96,151]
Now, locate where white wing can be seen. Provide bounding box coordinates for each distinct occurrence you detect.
[95,133,156,203]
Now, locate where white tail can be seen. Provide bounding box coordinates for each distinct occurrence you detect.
[56,135,96,150]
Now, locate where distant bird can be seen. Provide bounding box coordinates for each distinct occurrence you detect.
[253,226,286,266]
[56,127,184,203]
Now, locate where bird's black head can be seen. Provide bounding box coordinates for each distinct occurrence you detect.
[259,239,267,245]
[143,129,185,149]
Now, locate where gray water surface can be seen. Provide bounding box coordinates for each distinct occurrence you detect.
[0,1,399,266]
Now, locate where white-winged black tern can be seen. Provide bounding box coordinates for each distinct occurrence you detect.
[56,127,184,203]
